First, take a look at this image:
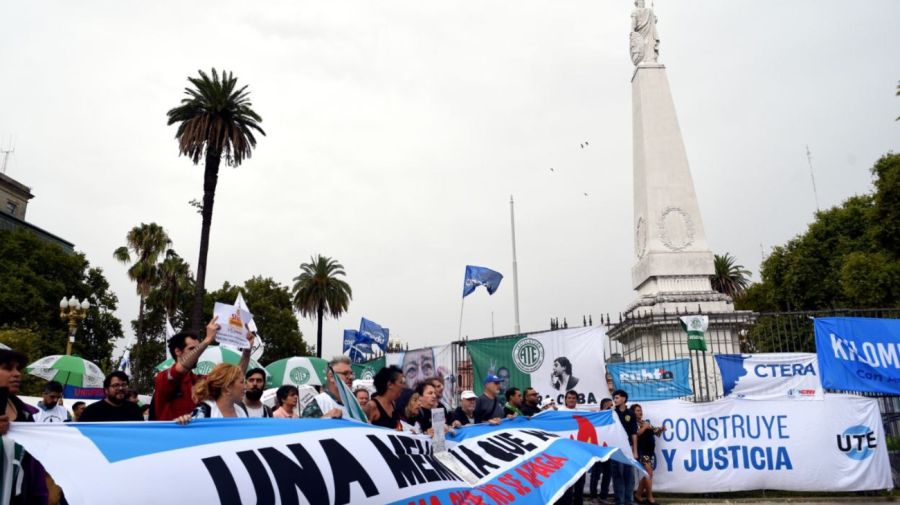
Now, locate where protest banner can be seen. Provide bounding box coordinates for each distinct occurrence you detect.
[467,327,609,407]
[608,359,692,400]
[714,353,823,400]
[814,317,900,395]
[639,394,891,492]
[10,416,634,505]
[212,302,252,350]
[387,345,456,408]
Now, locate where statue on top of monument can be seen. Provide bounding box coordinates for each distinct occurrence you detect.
[630,0,659,65]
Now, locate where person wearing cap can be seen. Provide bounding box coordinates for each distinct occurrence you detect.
[451,390,477,427]
[540,396,557,411]
[474,373,504,424]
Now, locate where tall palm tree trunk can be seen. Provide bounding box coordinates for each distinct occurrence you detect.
[316,301,325,358]
[191,151,221,332]
[136,294,145,385]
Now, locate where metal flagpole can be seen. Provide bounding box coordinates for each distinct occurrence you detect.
[457,297,466,340]
[510,195,521,334]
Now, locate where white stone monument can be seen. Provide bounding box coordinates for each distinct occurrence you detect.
[610,2,752,398]
[626,0,730,316]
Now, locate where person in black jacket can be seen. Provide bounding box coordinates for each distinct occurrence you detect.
[451,390,477,427]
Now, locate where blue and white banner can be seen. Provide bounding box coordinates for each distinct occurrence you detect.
[608,359,692,400]
[359,318,389,352]
[640,394,891,492]
[8,414,638,505]
[815,317,900,395]
[715,353,823,400]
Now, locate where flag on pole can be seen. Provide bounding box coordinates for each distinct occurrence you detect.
[329,365,369,423]
[680,315,709,351]
[165,318,176,340]
[234,293,258,333]
[343,330,371,363]
[462,265,504,298]
[359,318,389,352]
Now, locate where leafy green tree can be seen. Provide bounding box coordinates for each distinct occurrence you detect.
[738,153,900,314]
[291,255,352,358]
[114,223,171,386]
[166,68,265,333]
[711,253,752,299]
[204,277,310,362]
[0,229,123,367]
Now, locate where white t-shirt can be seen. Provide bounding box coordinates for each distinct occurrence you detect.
[193,400,248,419]
[301,391,347,419]
[34,403,70,423]
[245,404,266,418]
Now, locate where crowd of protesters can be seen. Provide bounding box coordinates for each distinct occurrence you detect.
[0,317,664,505]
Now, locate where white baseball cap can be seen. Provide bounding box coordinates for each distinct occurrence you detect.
[540,397,556,408]
[460,390,477,400]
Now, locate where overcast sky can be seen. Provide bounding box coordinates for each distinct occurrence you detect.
[1,1,898,359]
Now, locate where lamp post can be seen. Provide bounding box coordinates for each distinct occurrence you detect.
[60,295,90,355]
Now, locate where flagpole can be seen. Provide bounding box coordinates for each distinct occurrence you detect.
[457,297,466,340]
[510,195,521,334]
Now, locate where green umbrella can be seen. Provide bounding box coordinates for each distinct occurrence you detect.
[26,355,105,388]
[155,346,262,376]
[265,357,328,388]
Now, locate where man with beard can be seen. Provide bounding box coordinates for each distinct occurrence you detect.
[520,387,541,416]
[79,371,143,422]
[34,381,69,423]
[239,368,272,418]
[450,390,476,427]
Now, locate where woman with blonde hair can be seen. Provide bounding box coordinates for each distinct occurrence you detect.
[176,363,247,423]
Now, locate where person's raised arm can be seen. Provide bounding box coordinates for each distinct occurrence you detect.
[238,328,255,375]
[176,316,219,374]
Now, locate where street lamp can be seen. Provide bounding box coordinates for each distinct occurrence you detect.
[60,295,90,355]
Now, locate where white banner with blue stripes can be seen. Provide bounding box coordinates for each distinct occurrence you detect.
[8,412,640,504]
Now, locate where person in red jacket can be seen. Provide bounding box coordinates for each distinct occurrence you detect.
[152,316,253,421]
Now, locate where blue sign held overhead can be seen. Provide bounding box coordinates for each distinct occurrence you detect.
[607,359,692,400]
[815,317,900,395]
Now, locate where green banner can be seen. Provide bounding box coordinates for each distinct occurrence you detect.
[352,356,385,381]
[466,335,530,395]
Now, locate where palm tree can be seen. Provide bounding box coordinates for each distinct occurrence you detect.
[114,223,171,379]
[292,255,352,358]
[166,68,265,332]
[711,253,752,299]
[157,250,194,324]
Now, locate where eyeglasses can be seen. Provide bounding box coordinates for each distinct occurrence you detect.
[334,370,354,377]
[109,383,129,389]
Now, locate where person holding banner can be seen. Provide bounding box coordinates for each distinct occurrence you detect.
[154,316,254,421]
[302,356,353,419]
[632,404,665,505]
[176,363,249,422]
[474,374,504,424]
[404,382,439,435]
[364,365,405,428]
[612,389,638,505]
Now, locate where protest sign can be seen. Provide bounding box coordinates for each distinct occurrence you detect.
[815,317,900,395]
[467,327,609,407]
[639,394,891,492]
[10,417,633,505]
[387,345,456,408]
[608,359,692,400]
[212,302,252,350]
[715,353,823,400]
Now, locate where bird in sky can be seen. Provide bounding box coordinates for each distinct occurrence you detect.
[549,167,555,172]
[580,141,590,149]
[583,192,589,197]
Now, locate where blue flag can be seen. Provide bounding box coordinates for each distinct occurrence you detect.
[462,265,503,298]
[359,318,389,352]
[343,329,372,354]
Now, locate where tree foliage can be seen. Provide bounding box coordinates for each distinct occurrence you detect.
[204,277,310,362]
[166,68,265,333]
[292,255,352,358]
[738,153,900,312]
[0,229,123,374]
[711,253,752,299]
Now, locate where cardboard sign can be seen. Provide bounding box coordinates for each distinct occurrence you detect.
[212,302,253,350]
